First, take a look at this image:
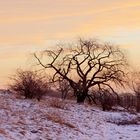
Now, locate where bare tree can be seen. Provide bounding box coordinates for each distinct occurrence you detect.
[57,78,73,99]
[34,39,127,103]
[9,69,48,101]
[131,72,140,112]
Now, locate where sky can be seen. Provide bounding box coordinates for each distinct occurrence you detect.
[0,0,140,87]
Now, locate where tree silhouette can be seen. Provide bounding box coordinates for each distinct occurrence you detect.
[34,39,127,103]
[10,69,48,101]
[131,72,140,112]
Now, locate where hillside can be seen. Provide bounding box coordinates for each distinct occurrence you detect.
[0,91,140,140]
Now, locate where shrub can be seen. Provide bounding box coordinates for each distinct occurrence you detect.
[57,79,73,99]
[106,112,140,125]
[9,69,48,100]
[90,89,118,111]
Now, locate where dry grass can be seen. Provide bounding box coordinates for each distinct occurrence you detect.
[46,112,64,124]
[49,98,68,110]
[63,122,76,128]
[45,111,76,129]
[0,128,7,135]
[116,119,139,125]
[107,116,140,125]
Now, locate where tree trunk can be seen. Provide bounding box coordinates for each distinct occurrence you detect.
[76,93,87,103]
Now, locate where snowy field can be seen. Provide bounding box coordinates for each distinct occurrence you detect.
[0,91,140,140]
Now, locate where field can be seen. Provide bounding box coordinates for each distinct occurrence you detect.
[0,91,140,140]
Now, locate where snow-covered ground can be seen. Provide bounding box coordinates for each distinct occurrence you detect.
[0,91,140,140]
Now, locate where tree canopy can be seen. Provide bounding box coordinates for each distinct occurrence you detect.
[34,39,128,103]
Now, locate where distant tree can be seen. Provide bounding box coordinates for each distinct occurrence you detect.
[34,39,127,104]
[57,78,73,99]
[9,69,48,101]
[91,88,118,111]
[131,72,140,112]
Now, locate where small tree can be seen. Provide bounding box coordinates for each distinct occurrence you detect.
[134,87,140,112]
[57,78,73,99]
[131,72,140,112]
[9,69,48,101]
[90,87,118,110]
[34,39,127,104]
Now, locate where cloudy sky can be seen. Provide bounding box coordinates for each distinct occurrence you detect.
[0,0,140,87]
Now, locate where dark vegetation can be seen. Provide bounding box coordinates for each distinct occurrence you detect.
[132,73,140,112]
[9,38,140,112]
[9,70,48,101]
[34,39,127,104]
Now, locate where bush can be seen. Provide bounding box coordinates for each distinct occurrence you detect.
[90,89,119,111]
[106,112,140,125]
[56,79,74,99]
[9,69,48,100]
